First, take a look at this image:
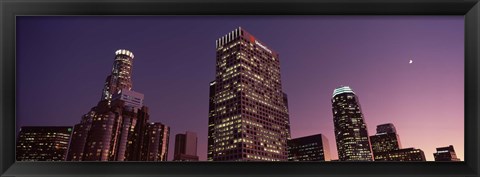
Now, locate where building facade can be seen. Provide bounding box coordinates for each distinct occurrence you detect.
[174,131,199,161]
[287,134,331,161]
[141,122,170,161]
[331,86,373,161]
[16,126,72,161]
[208,27,291,161]
[370,123,402,160]
[433,145,460,161]
[207,81,216,161]
[373,148,426,161]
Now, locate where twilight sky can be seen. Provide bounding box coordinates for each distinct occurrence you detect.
[17,16,464,161]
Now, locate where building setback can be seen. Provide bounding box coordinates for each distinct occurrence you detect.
[287,134,331,161]
[66,49,169,161]
[174,131,199,161]
[373,148,426,161]
[208,27,291,161]
[16,126,72,161]
[433,145,460,161]
[331,86,373,161]
[370,123,402,160]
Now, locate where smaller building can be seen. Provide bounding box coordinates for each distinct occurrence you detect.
[174,131,199,161]
[433,145,460,161]
[16,126,73,161]
[287,134,331,161]
[370,123,402,160]
[374,148,426,161]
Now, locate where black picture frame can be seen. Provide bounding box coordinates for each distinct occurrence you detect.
[1,0,479,176]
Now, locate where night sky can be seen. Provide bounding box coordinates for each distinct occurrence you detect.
[17,16,464,161]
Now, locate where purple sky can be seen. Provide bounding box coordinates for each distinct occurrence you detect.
[17,16,464,161]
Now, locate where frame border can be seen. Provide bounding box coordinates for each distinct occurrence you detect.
[1,0,479,176]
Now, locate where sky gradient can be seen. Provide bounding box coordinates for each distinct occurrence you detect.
[17,16,464,161]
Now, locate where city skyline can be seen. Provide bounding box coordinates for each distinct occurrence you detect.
[17,16,464,161]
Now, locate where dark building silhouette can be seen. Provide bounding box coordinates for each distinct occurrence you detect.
[208,27,291,161]
[376,123,397,134]
[287,134,331,161]
[174,131,199,161]
[373,148,426,161]
[331,86,373,161]
[370,123,402,160]
[66,49,169,161]
[433,145,460,161]
[16,126,72,161]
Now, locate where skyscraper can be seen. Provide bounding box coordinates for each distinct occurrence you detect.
[433,145,460,161]
[370,123,402,160]
[67,49,169,161]
[16,126,72,161]
[208,27,291,161]
[101,49,135,102]
[141,122,170,161]
[331,86,373,161]
[174,131,199,161]
[287,134,331,161]
[207,81,216,161]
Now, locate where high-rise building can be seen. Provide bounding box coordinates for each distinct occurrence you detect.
[287,134,331,161]
[141,122,170,161]
[16,126,72,161]
[373,148,426,161]
[207,81,216,161]
[67,49,169,162]
[433,145,460,161]
[370,123,402,160]
[331,86,373,161]
[101,49,135,102]
[174,131,199,161]
[208,27,291,161]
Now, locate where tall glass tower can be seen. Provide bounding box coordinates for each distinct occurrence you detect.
[332,86,373,161]
[67,49,169,162]
[208,27,291,161]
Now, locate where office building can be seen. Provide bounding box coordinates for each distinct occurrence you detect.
[207,81,216,161]
[67,49,169,161]
[16,126,72,161]
[101,49,135,102]
[370,123,402,160]
[331,86,373,161]
[374,148,426,161]
[287,134,331,161]
[208,27,291,161]
[141,122,170,161]
[433,145,460,161]
[174,131,199,161]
